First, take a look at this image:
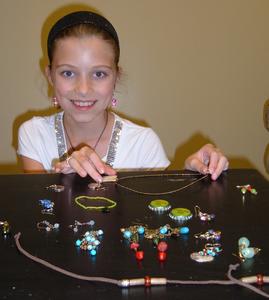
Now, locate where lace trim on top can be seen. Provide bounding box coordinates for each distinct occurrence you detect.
[55,112,68,161]
[54,112,123,166]
[106,119,122,167]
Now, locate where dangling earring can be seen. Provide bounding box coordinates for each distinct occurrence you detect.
[111,97,118,107]
[52,96,58,108]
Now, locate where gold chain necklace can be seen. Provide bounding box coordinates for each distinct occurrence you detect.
[63,110,108,151]
[115,173,209,195]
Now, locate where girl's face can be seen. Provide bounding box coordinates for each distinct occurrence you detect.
[47,36,118,123]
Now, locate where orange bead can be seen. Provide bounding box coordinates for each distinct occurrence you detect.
[257,274,264,286]
[144,276,151,287]
[158,251,167,261]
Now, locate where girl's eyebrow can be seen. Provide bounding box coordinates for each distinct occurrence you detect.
[55,64,113,70]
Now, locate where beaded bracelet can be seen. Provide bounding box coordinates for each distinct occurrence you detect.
[74,196,117,210]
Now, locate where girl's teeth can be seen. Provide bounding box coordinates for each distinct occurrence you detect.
[72,100,94,107]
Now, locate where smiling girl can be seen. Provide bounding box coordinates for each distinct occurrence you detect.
[18,11,228,182]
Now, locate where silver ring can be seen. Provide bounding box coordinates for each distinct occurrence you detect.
[66,156,72,167]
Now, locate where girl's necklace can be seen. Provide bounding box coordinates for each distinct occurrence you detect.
[63,111,109,152]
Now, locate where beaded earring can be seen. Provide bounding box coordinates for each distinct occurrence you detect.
[111,97,118,107]
[52,96,59,108]
[238,237,261,261]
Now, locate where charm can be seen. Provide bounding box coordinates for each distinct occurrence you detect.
[194,229,221,241]
[194,206,215,221]
[88,182,106,191]
[46,184,65,192]
[37,220,60,231]
[68,220,95,232]
[238,237,261,262]
[190,252,214,263]
[0,221,10,235]
[236,184,257,195]
[39,199,54,214]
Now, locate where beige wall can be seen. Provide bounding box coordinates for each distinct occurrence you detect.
[1,0,269,178]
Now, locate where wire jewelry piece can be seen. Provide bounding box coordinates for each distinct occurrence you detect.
[121,224,189,242]
[74,196,117,211]
[116,173,208,196]
[87,176,117,191]
[88,182,106,191]
[37,220,59,232]
[190,243,222,263]
[236,184,257,195]
[68,220,95,232]
[169,208,193,223]
[194,229,221,241]
[46,184,65,192]
[194,205,215,221]
[148,199,171,212]
[121,224,189,262]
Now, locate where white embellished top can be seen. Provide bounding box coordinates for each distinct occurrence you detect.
[18,111,170,171]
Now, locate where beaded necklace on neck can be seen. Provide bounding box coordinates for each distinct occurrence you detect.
[63,111,109,152]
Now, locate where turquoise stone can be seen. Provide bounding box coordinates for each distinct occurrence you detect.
[238,237,250,248]
[241,247,255,259]
[180,227,189,234]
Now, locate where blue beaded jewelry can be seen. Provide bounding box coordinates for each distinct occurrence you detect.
[75,229,104,256]
[39,199,54,214]
[238,237,261,261]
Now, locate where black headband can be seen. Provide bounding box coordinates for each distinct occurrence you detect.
[47,11,120,63]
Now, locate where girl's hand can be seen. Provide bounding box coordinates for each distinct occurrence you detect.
[184,143,229,180]
[54,145,116,182]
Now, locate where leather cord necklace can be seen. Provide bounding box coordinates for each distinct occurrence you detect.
[63,110,108,151]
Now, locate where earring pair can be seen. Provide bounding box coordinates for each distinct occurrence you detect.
[52,96,118,107]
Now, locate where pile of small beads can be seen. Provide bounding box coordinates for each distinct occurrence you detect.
[121,224,189,261]
[39,199,54,214]
[75,229,104,256]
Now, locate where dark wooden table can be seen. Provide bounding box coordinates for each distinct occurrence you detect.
[0,169,269,299]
